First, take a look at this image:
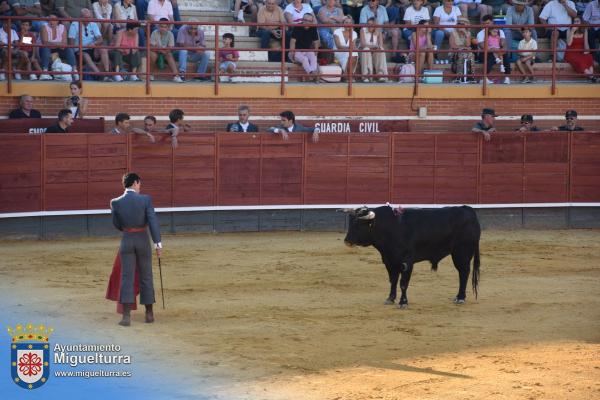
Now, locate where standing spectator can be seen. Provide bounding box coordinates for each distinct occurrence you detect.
[268,110,319,142]
[360,16,389,82]
[11,0,43,32]
[471,108,497,141]
[289,13,320,82]
[111,22,141,81]
[477,15,511,84]
[148,18,182,82]
[165,108,190,148]
[55,0,92,21]
[432,0,462,62]
[454,0,491,22]
[317,0,345,50]
[92,0,114,44]
[146,0,173,21]
[114,0,139,31]
[39,14,76,80]
[256,0,286,62]
[516,114,540,131]
[176,22,209,81]
[333,16,359,79]
[410,20,435,74]
[0,19,20,81]
[516,27,537,83]
[64,81,89,118]
[583,0,600,64]
[16,20,42,80]
[564,16,596,82]
[360,0,402,63]
[67,8,112,81]
[450,16,475,82]
[539,0,577,62]
[110,112,156,141]
[45,108,73,133]
[226,105,260,132]
[218,32,239,83]
[284,0,313,25]
[552,110,585,131]
[8,94,42,118]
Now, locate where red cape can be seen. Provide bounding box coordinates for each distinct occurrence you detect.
[105,249,139,314]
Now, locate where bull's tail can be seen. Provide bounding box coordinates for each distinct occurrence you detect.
[472,242,480,299]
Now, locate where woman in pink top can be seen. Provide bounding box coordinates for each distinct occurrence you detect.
[39,14,76,80]
[410,20,434,74]
[111,22,141,81]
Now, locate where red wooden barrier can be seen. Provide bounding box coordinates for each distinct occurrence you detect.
[1,132,598,214]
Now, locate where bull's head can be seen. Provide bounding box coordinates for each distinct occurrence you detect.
[340,207,376,247]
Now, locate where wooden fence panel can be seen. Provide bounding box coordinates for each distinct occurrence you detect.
[44,135,88,210]
[392,134,435,204]
[173,134,216,206]
[571,132,600,201]
[347,134,390,204]
[261,135,303,204]
[0,135,41,212]
[435,134,478,204]
[130,137,174,207]
[304,135,349,204]
[218,134,261,205]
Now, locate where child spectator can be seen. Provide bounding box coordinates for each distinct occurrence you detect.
[148,18,182,82]
[477,15,511,84]
[219,33,239,83]
[516,27,537,83]
[17,20,42,80]
[410,20,434,75]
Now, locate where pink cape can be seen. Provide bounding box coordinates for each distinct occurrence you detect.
[105,249,139,314]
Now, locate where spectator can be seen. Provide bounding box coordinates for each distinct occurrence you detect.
[552,110,584,131]
[16,20,42,80]
[539,0,577,62]
[256,0,286,62]
[472,107,497,141]
[360,0,402,63]
[346,0,364,24]
[333,16,359,78]
[8,94,42,118]
[64,81,89,118]
[226,105,260,132]
[402,0,430,43]
[450,16,475,82]
[111,22,141,81]
[11,0,43,32]
[45,108,73,133]
[234,0,257,24]
[477,15,511,84]
[482,0,508,15]
[144,115,157,131]
[67,8,112,81]
[268,110,319,142]
[565,16,597,83]
[289,13,320,82]
[284,0,313,25]
[40,0,53,16]
[39,14,76,80]
[110,112,156,141]
[583,0,600,64]
[148,18,183,82]
[432,0,462,62]
[165,108,190,148]
[147,0,173,21]
[114,0,139,31]
[0,19,20,81]
[504,0,537,52]
[516,27,537,83]
[92,0,113,44]
[176,22,210,81]
[55,0,92,20]
[360,16,389,82]
[218,32,239,83]
[0,0,11,18]
[454,0,492,22]
[516,114,541,131]
[410,20,434,74]
[317,0,345,50]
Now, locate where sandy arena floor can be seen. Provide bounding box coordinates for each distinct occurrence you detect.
[1,229,599,399]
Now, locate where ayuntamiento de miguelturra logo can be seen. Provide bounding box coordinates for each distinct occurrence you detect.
[8,323,53,390]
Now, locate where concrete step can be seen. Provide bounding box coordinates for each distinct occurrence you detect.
[181,10,235,23]
[179,0,231,12]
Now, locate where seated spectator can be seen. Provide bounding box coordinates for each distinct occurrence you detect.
[256,0,286,62]
[67,8,112,81]
[583,0,600,64]
[289,13,320,82]
[539,0,576,62]
[147,18,183,82]
[40,0,53,16]
[165,108,190,148]
[345,0,364,24]
[410,20,435,74]
[114,0,139,32]
[477,15,511,84]
[9,94,42,119]
[268,110,319,142]
[50,51,74,81]
[55,0,93,25]
[482,0,508,16]
[0,19,20,81]
[454,0,492,22]
[92,0,114,44]
[552,110,584,131]
[45,108,73,133]
[218,33,239,83]
[432,0,463,62]
[0,0,11,17]
[16,20,42,80]
[110,112,156,141]
[226,105,260,132]
[471,107,497,141]
[504,0,537,55]
[402,0,430,43]
[333,16,359,78]
[11,0,43,32]
[111,22,141,81]
[450,16,475,82]
[565,16,597,83]
[64,81,89,118]
[360,16,389,82]
[360,0,402,62]
[284,0,314,25]
[147,0,173,22]
[176,22,210,81]
[317,0,345,50]
[516,27,537,83]
[39,14,76,81]
[234,0,258,24]
[516,114,540,131]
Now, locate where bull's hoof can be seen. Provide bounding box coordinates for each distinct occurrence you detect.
[384,299,395,305]
[398,303,408,309]
[453,297,466,305]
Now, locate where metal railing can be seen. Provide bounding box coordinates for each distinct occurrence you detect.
[1,16,598,96]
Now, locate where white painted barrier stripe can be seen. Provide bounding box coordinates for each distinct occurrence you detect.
[1,203,599,219]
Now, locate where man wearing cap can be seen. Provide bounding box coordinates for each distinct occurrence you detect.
[516,114,540,131]
[472,108,497,141]
[552,110,585,131]
[110,172,162,327]
[504,0,537,53]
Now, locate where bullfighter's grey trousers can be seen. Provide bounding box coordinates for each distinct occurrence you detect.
[119,231,155,305]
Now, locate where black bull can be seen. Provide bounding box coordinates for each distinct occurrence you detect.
[343,205,481,308]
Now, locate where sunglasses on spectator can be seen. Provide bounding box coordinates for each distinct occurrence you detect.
[521,121,531,124]
[566,117,575,121]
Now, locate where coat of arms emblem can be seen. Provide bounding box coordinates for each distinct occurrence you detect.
[8,323,53,390]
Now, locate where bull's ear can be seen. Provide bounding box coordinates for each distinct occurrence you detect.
[358,211,376,220]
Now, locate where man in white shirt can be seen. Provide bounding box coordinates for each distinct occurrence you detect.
[539,0,576,61]
[454,0,492,22]
[0,21,20,81]
[147,0,174,21]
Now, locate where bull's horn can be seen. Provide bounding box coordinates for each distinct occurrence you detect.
[337,208,356,214]
[358,211,376,220]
